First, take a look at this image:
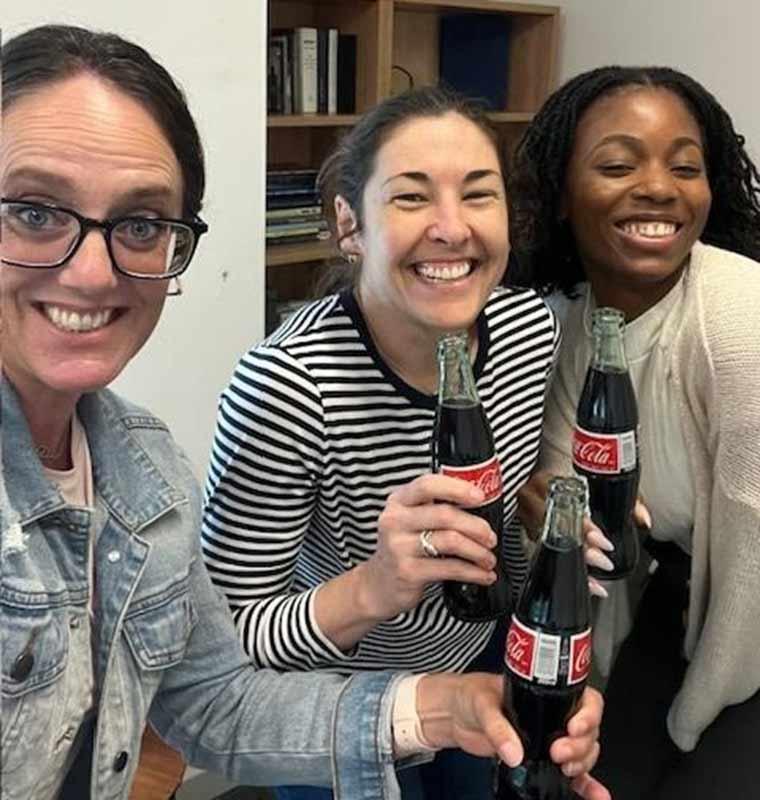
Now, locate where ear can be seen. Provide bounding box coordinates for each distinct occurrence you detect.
[334,194,362,256]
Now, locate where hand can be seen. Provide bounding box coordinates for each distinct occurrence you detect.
[417,674,610,800]
[357,474,498,620]
[518,470,653,600]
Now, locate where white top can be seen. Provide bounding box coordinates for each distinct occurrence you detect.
[547,271,695,553]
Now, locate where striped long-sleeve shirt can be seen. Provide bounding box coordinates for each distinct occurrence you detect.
[201,287,559,674]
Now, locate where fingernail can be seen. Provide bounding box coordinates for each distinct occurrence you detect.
[641,506,653,530]
[596,531,615,552]
[588,550,614,572]
[499,741,522,768]
[562,762,578,777]
[589,579,609,598]
[470,486,485,502]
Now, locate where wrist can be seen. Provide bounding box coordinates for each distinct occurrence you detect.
[415,673,458,749]
[353,561,392,624]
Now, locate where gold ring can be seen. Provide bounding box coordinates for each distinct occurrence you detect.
[419,529,441,558]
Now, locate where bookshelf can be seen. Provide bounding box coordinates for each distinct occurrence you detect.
[266,0,559,319]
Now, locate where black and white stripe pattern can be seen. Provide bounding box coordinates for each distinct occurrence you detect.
[202,287,559,673]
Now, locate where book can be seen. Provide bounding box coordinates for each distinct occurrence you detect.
[266,219,328,236]
[270,31,293,114]
[439,13,511,111]
[327,28,338,115]
[267,38,284,114]
[317,28,328,114]
[292,27,318,114]
[266,168,319,192]
[266,192,322,210]
[266,205,322,222]
[337,33,357,114]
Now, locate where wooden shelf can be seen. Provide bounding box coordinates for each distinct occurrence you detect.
[268,114,361,128]
[266,0,559,302]
[266,239,335,267]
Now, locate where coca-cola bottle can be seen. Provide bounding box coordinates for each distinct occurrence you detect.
[573,307,640,580]
[431,332,510,621]
[496,477,591,800]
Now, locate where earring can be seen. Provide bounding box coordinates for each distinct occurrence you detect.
[344,253,359,266]
[167,277,183,297]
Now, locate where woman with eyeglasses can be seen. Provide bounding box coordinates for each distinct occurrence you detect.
[0,25,606,800]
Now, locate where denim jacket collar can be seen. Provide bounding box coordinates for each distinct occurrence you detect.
[2,380,187,533]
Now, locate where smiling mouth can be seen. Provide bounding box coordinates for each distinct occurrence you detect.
[617,220,681,238]
[413,260,475,282]
[39,303,118,334]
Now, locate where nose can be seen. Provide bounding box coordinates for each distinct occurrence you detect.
[426,197,471,246]
[59,229,119,293]
[632,163,677,204]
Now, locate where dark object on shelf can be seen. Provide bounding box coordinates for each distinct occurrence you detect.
[337,33,357,114]
[439,12,511,111]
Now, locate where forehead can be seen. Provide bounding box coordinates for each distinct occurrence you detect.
[574,87,703,147]
[1,72,182,207]
[373,112,501,176]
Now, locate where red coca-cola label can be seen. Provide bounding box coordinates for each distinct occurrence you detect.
[572,426,636,475]
[569,629,593,685]
[505,616,592,687]
[439,456,503,505]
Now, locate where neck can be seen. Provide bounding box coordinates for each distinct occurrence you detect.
[354,287,477,395]
[10,377,78,471]
[587,263,685,322]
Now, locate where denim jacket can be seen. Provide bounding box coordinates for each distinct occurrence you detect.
[0,381,403,799]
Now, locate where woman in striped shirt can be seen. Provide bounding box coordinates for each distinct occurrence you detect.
[202,87,603,800]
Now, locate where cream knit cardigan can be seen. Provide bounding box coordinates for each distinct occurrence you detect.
[537,241,760,751]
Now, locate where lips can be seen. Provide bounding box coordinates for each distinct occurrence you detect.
[39,303,117,333]
[617,219,680,238]
[413,259,474,282]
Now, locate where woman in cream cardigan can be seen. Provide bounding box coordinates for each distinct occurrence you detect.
[510,65,760,799]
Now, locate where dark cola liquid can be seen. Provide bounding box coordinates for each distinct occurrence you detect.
[432,400,510,621]
[496,540,589,800]
[575,367,640,580]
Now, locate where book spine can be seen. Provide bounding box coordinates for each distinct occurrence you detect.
[317,29,328,114]
[328,28,338,115]
[293,27,318,114]
[337,34,357,114]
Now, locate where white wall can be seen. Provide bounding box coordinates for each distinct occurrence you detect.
[2,2,267,478]
[556,0,760,162]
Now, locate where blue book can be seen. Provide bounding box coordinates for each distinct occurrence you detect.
[439,13,511,111]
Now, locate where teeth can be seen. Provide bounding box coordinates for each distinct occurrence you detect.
[43,305,113,333]
[415,261,472,281]
[621,221,677,238]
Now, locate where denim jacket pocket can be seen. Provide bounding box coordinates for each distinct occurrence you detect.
[123,575,197,670]
[1,598,69,758]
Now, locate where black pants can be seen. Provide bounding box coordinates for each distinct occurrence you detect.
[593,542,760,799]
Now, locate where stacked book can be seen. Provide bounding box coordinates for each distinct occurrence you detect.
[268,27,357,115]
[266,169,329,246]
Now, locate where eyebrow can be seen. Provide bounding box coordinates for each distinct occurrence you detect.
[4,167,177,208]
[590,134,703,153]
[382,168,501,187]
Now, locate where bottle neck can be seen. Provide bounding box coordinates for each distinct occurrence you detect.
[437,333,479,406]
[591,309,628,372]
[541,480,585,550]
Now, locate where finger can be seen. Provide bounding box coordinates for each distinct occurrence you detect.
[408,506,496,550]
[552,733,598,768]
[566,688,604,737]
[585,548,614,573]
[570,769,611,800]
[633,498,652,531]
[561,740,600,777]
[393,473,485,508]
[585,526,614,552]
[416,556,497,587]
[425,528,498,570]
[588,577,609,599]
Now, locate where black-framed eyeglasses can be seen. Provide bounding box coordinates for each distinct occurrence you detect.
[0,198,209,280]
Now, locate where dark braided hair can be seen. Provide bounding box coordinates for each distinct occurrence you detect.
[508,65,760,296]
